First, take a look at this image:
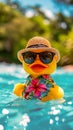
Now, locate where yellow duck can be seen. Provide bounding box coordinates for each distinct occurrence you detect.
[13,36,64,102]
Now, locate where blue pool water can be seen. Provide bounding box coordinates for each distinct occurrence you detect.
[0,63,73,130]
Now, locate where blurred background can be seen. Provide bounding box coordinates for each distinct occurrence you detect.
[0,0,73,66]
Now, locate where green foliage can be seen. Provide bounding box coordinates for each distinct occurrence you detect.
[0,2,73,65]
[0,3,34,62]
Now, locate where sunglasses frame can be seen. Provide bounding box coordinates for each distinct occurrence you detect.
[22,51,55,64]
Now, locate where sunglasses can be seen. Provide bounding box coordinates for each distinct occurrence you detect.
[22,51,55,64]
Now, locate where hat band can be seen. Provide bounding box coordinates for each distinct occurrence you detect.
[27,44,48,48]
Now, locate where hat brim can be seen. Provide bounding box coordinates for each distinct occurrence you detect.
[17,47,60,63]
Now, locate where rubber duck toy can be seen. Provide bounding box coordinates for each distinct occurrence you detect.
[13,36,64,102]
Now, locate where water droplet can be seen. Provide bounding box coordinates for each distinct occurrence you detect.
[67,101,72,105]
[49,119,54,124]
[0,125,4,130]
[51,107,55,110]
[58,105,62,109]
[52,109,60,115]
[2,108,9,115]
[62,118,65,122]
[55,116,59,121]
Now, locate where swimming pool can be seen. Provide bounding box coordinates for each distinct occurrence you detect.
[0,63,73,130]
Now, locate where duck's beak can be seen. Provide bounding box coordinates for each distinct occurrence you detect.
[29,60,48,73]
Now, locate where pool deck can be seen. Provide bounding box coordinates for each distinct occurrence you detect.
[62,65,73,72]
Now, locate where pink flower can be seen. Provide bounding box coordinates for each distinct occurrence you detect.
[31,78,39,85]
[24,78,47,98]
[42,74,50,80]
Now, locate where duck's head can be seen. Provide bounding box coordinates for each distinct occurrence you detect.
[17,36,60,77]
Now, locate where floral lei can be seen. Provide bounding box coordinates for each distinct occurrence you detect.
[23,74,54,100]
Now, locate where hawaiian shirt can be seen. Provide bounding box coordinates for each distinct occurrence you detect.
[23,74,55,100]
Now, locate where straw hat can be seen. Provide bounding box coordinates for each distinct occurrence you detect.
[18,36,60,63]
